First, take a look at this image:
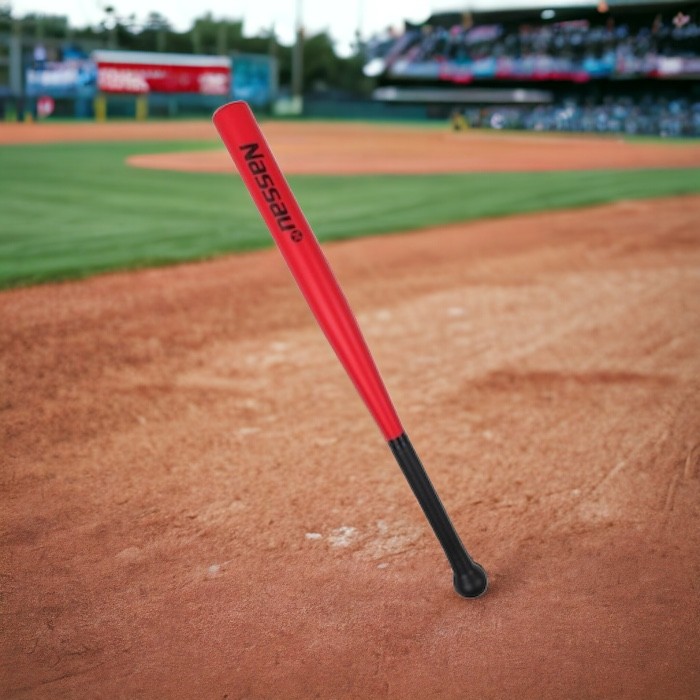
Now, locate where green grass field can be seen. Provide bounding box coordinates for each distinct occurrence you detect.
[1,138,699,289]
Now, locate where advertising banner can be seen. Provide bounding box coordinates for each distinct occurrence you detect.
[232,54,277,107]
[26,59,97,96]
[93,50,231,95]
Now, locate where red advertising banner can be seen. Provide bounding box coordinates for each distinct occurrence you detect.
[93,50,231,95]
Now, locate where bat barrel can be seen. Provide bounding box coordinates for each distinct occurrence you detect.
[213,101,403,441]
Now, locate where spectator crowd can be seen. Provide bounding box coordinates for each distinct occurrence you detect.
[366,7,699,136]
[456,96,700,137]
[366,9,699,80]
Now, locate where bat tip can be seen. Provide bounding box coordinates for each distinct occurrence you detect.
[212,100,251,125]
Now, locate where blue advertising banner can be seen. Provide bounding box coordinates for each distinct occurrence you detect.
[26,59,97,97]
[232,54,277,107]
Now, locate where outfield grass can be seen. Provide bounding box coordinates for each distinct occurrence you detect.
[1,139,699,289]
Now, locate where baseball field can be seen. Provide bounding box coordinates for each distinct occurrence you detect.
[1,118,699,698]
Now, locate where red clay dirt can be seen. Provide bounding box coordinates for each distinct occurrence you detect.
[127,122,700,174]
[3,118,699,172]
[0,119,218,145]
[1,120,700,699]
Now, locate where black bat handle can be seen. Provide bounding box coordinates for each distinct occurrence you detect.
[388,433,488,598]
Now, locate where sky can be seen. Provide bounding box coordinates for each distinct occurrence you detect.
[9,1,595,54]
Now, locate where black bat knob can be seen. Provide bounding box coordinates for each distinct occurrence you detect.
[453,563,488,598]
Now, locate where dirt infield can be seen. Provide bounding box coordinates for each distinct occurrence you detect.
[2,190,699,697]
[3,118,699,172]
[128,122,700,174]
[0,119,218,145]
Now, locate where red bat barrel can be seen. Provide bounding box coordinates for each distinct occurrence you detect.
[213,101,404,441]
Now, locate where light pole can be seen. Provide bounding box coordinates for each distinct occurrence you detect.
[291,0,303,102]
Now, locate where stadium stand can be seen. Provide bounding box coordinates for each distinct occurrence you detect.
[366,2,700,136]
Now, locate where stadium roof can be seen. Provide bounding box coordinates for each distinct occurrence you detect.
[424,0,696,26]
[436,0,692,7]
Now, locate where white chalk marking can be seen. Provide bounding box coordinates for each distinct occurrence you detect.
[328,526,360,548]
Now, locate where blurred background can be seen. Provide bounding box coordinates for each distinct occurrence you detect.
[0,0,698,135]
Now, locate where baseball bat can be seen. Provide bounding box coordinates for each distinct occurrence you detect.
[213,101,487,598]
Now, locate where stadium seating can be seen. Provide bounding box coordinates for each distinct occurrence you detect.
[366,4,700,136]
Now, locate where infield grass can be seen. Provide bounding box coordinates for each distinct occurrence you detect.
[1,139,699,288]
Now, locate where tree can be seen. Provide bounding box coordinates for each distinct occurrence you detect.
[302,31,337,90]
[0,4,12,32]
[191,14,243,55]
